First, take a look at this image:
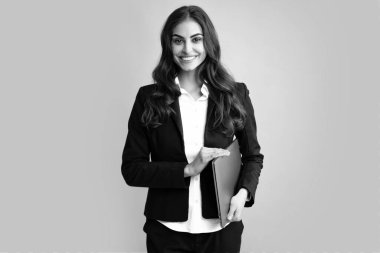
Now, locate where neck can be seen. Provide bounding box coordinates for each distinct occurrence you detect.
[177,71,201,89]
[177,70,203,99]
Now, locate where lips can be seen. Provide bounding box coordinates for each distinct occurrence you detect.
[180,55,198,62]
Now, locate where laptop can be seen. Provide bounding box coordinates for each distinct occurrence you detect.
[211,139,242,227]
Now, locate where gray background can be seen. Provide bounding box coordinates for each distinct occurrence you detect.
[1,0,379,252]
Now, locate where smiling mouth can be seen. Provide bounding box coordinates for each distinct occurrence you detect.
[180,56,198,62]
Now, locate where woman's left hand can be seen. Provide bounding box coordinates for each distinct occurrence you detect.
[227,188,248,222]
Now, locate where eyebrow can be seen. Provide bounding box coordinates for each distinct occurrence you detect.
[171,33,203,38]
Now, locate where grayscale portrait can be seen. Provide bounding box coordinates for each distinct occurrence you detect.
[0,1,379,252]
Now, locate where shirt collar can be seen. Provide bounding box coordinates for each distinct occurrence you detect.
[174,76,209,99]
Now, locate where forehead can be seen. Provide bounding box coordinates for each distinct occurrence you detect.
[172,18,203,37]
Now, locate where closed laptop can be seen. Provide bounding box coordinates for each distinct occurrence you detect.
[212,139,242,227]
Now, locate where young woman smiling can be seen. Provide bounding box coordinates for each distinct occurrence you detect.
[121,5,264,253]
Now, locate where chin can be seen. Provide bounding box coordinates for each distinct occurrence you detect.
[180,66,198,72]
[176,61,203,72]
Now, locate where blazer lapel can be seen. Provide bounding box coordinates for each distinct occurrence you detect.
[204,97,216,147]
[170,98,184,142]
[170,94,217,150]
[205,97,216,130]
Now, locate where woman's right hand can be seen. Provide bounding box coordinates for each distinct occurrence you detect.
[184,147,230,177]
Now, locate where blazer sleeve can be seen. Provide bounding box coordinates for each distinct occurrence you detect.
[121,87,189,189]
[235,83,264,207]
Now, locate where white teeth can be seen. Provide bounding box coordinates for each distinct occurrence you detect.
[181,56,196,61]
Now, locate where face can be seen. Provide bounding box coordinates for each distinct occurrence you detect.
[171,18,207,72]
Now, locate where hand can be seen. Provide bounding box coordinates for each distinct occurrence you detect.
[227,188,248,222]
[184,147,230,177]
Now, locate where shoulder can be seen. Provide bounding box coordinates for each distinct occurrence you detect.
[138,83,157,94]
[135,84,157,99]
[233,82,249,98]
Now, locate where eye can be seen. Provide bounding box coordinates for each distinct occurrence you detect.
[192,37,203,43]
[172,38,183,45]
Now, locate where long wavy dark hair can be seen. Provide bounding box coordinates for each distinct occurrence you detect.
[142,5,247,137]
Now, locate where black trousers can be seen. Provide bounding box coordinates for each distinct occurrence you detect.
[143,218,244,253]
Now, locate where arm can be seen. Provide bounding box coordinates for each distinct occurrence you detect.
[227,83,264,221]
[235,83,264,207]
[121,87,189,189]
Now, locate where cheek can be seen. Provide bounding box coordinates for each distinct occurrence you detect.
[199,53,207,63]
[196,44,206,55]
[198,46,207,59]
[171,45,182,55]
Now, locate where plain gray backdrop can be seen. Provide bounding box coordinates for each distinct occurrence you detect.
[1,0,379,252]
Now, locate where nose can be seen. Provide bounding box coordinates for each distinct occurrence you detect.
[182,41,192,54]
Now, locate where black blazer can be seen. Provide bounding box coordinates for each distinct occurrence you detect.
[121,82,264,222]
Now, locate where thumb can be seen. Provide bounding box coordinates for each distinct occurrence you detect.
[227,204,236,221]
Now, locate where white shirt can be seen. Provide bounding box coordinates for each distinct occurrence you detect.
[157,77,229,233]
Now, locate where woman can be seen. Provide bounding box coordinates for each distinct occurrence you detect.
[121,5,264,253]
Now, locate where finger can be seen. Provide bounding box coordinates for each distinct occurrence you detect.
[203,148,227,154]
[198,147,208,155]
[219,148,230,155]
[227,204,236,221]
[234,206,243,221]
[199,148,213,159]
[215,151,230,158]
[212,148,229,157]
[208,150,220,160]
[201,147,214,153]
[200,149,216,159]
[221,150,230,156]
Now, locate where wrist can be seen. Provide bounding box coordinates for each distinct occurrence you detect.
[238,188,249,200]
[184,164,193,177]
